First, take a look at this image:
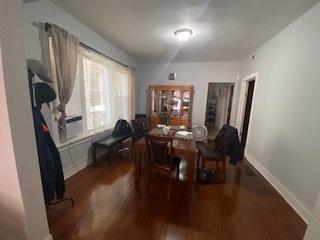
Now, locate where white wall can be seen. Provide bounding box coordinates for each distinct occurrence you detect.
[304,193,320,240]
[0,0,50,239]
[137,62,240,126]
[24,0,137,69]
[23,0,139,177]
[239,2,320,223]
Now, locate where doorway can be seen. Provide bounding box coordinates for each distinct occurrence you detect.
[237,73,257,157]
[205,83,235,140]
[226,85,234,125]
[240,80,255,156]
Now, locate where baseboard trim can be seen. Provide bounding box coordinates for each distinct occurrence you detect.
[43,233,53,240]
[245,152,311,224]
[63,157,92,179]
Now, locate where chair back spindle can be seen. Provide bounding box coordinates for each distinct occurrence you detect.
[131,118,147,142]
[145,135,174,171]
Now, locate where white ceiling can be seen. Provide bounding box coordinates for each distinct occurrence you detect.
[23,0,38,3]
[51,0,320,63]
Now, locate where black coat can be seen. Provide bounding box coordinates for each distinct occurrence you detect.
[33,109,65,204]
[28,70,65,204]
[214,125,242,165]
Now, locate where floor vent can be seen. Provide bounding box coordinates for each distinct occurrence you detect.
[243,165,257,177]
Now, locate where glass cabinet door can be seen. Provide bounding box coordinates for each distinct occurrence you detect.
[159,90,168,115]
[182,90,190,118]
[150,89,159,116]
[170,90,181,117]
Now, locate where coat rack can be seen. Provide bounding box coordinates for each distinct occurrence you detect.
[27,63,75,209]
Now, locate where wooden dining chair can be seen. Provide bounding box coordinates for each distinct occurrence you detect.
[197,127,228,181]
[197,145,227,181]
[131,118,147,142]
[145,134,180,200]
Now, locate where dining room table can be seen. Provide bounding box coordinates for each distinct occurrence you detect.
[133,127,198,200]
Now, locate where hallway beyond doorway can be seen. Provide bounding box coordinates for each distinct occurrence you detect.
[205,83,235,131]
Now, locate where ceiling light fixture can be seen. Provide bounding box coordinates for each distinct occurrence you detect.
[174,28,193,42]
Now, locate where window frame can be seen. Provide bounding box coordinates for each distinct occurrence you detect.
[49,44,130,145]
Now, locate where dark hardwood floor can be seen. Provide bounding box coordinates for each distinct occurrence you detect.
[47,154,306,240]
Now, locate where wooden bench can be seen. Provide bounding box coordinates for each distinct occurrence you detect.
[92,133,132,165]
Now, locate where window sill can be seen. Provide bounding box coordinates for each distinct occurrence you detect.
[56,126,113,151]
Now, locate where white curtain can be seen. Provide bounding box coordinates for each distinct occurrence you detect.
[128,67,136,120]
[49,24,79,141]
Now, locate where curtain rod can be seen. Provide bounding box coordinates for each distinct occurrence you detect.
[44,23,135,70]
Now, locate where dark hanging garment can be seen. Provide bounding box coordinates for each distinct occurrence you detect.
[33,108,56,204]
[39,111,65,200]
[30,81,65,204]
[214,125,242,165]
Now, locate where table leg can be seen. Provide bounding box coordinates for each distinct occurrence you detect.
[187,152,195,200]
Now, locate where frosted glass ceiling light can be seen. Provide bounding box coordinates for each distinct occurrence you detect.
[174,28,193,42]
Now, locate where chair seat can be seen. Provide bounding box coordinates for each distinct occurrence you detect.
[95,134,131,148]
[198,145,224,160]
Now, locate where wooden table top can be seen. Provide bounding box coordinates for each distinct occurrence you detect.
[135,128,197,153]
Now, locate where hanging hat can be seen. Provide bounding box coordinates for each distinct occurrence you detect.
[34,82,57,107]
[27,59,52,83]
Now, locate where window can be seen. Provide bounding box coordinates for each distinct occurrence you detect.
[115,69,129,120]
[79,48,129,131]
[49,39,130,142]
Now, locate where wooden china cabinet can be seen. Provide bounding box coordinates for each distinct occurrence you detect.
[148,85,194,129]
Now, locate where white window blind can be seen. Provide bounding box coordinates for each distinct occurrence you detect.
[115,70,129,121]
[79,48,129,131]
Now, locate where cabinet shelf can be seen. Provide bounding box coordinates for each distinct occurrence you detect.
[148,85,194,129]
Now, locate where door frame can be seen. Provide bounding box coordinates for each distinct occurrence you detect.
[205,82,235,127]
[225,84,235,125]
[236,73,259,155]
